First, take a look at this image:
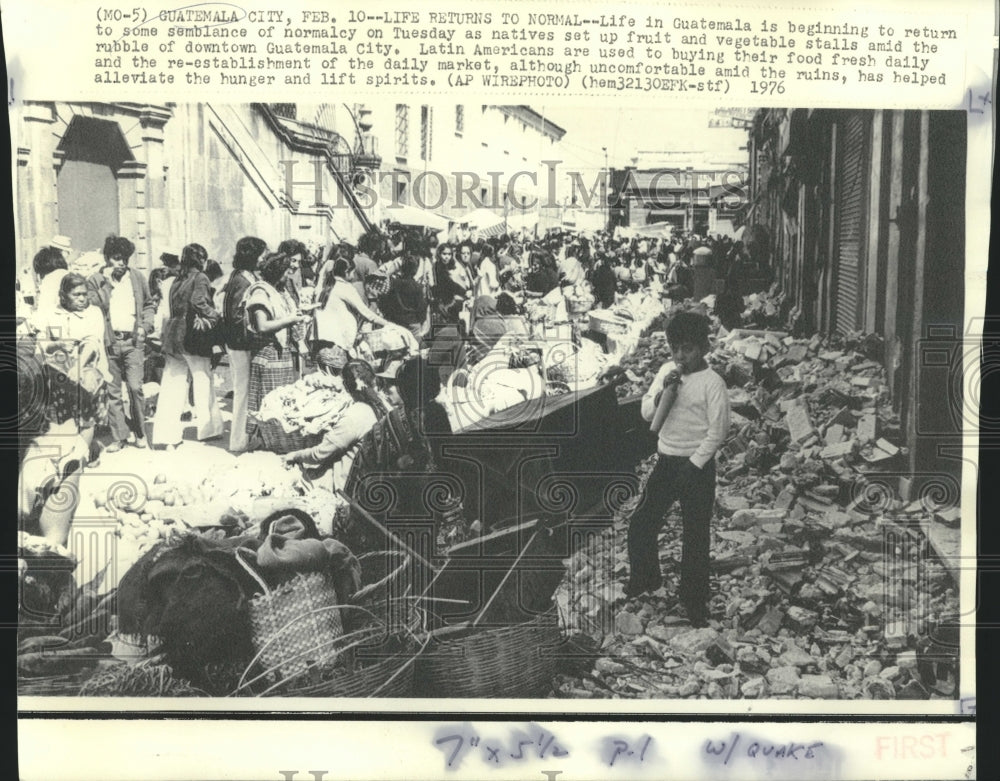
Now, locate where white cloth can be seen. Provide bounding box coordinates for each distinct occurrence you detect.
[474,257,500,300]
[640,362,730,469]
[228,348,251,452]
[34,304,112,382]
[313,279,382,351]
[558,255,585,286]
[108,273,137,332]
[153,276,175,339]
[36,269,68,317]
[152,352,224,446]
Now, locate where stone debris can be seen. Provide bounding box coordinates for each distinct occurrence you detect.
[552,324,961,701]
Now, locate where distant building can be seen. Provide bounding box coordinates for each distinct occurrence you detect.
[609,165,748,237]
[360,102,567,232]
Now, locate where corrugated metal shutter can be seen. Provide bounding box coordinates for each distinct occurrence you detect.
[834,114,868,333]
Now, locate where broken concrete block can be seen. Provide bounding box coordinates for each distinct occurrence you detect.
[594,658,628,676]
[785,401,816,444]
[717,495,751,515]
[862,676,896,699]
[704,637,735,666]
[679,679,702,697]
[824,424,845,445]
[755,607,785,635]
[646,623,689,644]
[765,665,801,694]
[741,676,766,698]
[819,440,855,460]
[785,606,819,631]
[779,644,815,667]
[834,646,856,668]
[799,674,839,698]
[670,627,720,656]
[879,666,901,681]
[774,489,797,511]
[819,509,854,528]
[863,660,883,677]
[782,344,809,366]
[934,506,960,527]
[717,530,756,545]
[858,413,877,442]
[744,341,764,362]
[615,610,645,636]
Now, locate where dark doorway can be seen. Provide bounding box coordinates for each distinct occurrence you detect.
[56,116,133,253]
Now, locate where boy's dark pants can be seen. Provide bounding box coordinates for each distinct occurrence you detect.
[627,454,715,615]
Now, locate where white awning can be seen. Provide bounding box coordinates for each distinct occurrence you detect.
[380,202,450,231]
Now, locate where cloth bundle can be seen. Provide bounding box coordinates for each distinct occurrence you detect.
[255,514,361,604]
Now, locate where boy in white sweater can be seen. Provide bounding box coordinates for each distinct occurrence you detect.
[626,311,730,626]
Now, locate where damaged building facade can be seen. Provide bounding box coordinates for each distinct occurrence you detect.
[14,101,373,281]
[745,109,967,492]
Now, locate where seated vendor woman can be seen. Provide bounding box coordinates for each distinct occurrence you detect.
[282,359,388,491]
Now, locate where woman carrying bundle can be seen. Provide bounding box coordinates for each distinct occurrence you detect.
[313,254,409,355]
[466,294,530,367]
[244,252,312,445]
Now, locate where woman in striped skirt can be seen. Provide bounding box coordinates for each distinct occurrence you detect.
[244,252,310,446]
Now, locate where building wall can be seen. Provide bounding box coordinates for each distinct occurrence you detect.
[14,102,365,280]
[365,102,566,228]
[747,108,966,487]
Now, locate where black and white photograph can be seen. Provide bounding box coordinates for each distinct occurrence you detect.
[13,100,970,705]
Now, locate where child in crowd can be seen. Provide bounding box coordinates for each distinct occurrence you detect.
[627,311,730,626]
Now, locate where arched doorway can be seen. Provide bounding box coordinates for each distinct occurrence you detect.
[56,116,133,254]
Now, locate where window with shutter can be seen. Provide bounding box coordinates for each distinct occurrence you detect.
[833,113,869,334]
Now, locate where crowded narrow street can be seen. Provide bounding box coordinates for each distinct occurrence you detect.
[15,103,965,701]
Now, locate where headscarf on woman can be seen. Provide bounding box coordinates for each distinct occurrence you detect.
[467,296,511,367]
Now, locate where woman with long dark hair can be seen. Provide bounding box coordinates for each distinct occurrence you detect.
[221,236,267,452]
[282,359,387,491]
[152,243,224,450]
[312,252,409,354]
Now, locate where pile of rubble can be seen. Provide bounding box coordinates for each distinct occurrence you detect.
[552,325,961,700]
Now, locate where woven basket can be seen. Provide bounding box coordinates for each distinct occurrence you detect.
[351,550,424,635]
[78,661,208,697]
[256,417,324,455]
[282,637,418,698]
[414,607,560,698]
[236,550,344,685]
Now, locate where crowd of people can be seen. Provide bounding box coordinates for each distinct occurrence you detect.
[15,222,768,549]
